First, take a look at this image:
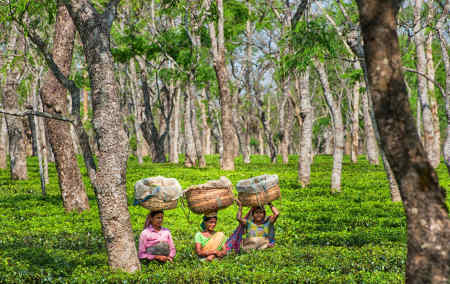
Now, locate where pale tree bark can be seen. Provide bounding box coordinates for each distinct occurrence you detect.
[436,0,450,174]
[314,60,344,193]
[296,70,313,187]
[0,41,7,169]
[258,129,264,155]
[414,0,435,166]
[231,88,251,163]
[128,60,146,164]
[4,25,28,180]
[425,4,440,168]
[184,89,196,167]
[357,1,450,282]
[190,85,206,168]
[82,88,88,122]
[30,67,48,195]
[344,127,351,155]
[198,89,211,156]
[207,0,235,170]
[169,88,180,163]
[64,0,140,272]
[279,94,291,164]
[0,115,7,169]
[362,89,379,164]
[0,53,7,169]
[40,3,89,212]
[351,77,360,163]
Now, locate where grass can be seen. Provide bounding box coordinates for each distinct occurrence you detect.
[0,154,448,283]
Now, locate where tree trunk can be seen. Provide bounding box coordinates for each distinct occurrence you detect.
[128,60,145,164]
[198,89,211,156]
[314,60,344,193]
[189,85,206,168]
[297,70,313,187]
[436,1,450,174]
[425,8,440,168]
[0,43,6,169]
[64,1,140,272]
[279,94,291,164]
[40,4,90,212]
[207,0,234,170]
[258,129,264,155]
[184,90,196,167]
[169,88,180,163]
[344,127,352,155]
[357,1,450,282]
[82,89,88,122]
[414,0,435,167]
[362,83,380,165]
[351,79,360,163]
[0,115,7,169]
[136,57,168,163]
[4,26,28,180]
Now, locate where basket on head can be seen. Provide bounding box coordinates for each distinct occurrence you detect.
[236,174,280,207]
[134,176,182,211]
[184,176,234,214]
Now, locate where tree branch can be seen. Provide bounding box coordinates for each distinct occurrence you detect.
[403,67,446,97]
[0,109,73,122]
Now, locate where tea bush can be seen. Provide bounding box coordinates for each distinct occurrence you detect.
[0,155,448,283]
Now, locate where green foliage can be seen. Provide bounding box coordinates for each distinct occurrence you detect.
[279,18,341,78]
[1,155,448,283]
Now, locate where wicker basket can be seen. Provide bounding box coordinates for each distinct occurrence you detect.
[185,177,234,214]
[140,198,178,211]
[134,176,182,211]
[238,184,281,207]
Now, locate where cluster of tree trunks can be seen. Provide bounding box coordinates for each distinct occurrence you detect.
[0,0,448,279]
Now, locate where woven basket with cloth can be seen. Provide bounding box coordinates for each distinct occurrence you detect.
[236,174,280,207]
[133,176,182,211]
[184,176,234,214]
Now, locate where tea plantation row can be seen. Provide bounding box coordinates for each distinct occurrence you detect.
[0,155,448,283]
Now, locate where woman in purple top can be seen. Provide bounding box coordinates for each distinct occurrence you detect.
[138,210,176,263]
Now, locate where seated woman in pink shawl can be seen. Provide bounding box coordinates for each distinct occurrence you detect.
[138,210,176,263]
[226,200,279,253]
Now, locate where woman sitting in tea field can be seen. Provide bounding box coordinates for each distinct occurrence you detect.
[226,200,279,252]
[194,212,227,262]
[138,210,176,263]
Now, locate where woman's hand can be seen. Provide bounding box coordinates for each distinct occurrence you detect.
[154,255,168,262]
[236,199,242,208]
[216,250,227,258]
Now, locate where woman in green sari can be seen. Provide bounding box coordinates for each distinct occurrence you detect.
[194,213,227,261]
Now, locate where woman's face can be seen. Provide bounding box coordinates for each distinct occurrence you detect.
[205,217,217,231]
[151,213,164,228]
[253,208,265,222]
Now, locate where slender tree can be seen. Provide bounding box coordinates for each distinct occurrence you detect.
[3,25,28,180]
[206,0,235,170]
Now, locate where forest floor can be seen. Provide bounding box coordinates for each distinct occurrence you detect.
[0,155,449,283]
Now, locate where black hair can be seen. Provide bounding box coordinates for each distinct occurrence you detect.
[201,215,217,230]
[150,210,164,218]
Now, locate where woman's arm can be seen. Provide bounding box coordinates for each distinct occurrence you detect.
[268,203,280,224]
[236,199,246,225]
[195,242,218,257]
